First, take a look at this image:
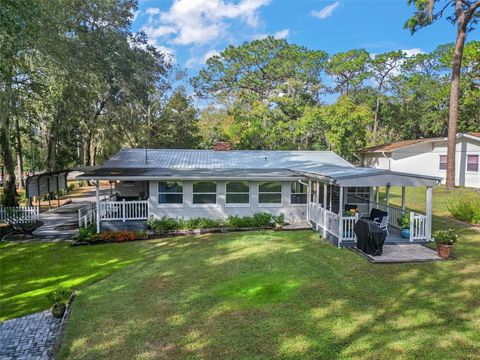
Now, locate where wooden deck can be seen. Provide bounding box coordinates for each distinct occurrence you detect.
[355,244,443,263]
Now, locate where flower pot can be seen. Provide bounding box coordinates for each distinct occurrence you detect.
[437,244,453,259]
[400,228,410,239]
[51,303,66,318]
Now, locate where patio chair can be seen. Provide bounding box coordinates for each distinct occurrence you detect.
[376,216,389,236]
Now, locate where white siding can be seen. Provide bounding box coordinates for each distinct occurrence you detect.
[147,180,307,223]
[363,138,480,188]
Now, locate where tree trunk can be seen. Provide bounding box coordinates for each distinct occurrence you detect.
[373,84,383,142]
[14,117,25,189]
[445,4,467,189]
[0,79,18,206]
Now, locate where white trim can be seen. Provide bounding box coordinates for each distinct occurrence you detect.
[157,204,184,208]
[258,203,283,208]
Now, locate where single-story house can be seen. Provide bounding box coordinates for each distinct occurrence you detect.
[78,146,441,247]
[360,133,480,188]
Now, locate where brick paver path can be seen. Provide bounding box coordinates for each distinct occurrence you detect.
[0,310,61,360]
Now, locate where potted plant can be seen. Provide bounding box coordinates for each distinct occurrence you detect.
[397,213,410,239]
[46,289,72,318]
[434,229,458,259]
[273,213,285,230]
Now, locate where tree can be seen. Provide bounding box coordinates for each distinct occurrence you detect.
[369,51,406,141]
[326,49,370,96]
[406,0,480,188]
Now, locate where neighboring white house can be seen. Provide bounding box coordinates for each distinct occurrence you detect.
[77,147,440,247]
[360,133,480,188]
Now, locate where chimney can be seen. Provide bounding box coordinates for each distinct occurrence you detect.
[213,141,231,151]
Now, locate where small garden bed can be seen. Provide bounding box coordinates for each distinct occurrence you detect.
[73,212,286,246]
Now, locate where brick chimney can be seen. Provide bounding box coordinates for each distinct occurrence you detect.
[213,141,231,151]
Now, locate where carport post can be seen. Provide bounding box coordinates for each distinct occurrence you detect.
[322,183,327,238]
[375,186,379,207]
[401,187,406,211]
[338,186,344,248]
[385,186,390,207]
[425,186,433,240]
[96,180,100,233]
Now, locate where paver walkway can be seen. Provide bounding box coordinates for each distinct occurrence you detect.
[33,187,108,239]
[0,310,61,360]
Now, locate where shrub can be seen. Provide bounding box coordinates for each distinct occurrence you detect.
[252,212,273,227]
[273,213,285,226]
[178,217,224,229]
[46,289,72,306]
[397,213,410,229]
[434,229,458,246]
[78,224,96,241]
[447,197,480,224]
[147,216,179,231]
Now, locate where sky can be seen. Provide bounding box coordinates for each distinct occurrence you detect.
[133,0,479,84]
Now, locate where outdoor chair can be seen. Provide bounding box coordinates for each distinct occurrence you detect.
[376,216,389,235]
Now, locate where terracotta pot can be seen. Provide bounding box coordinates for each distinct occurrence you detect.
[437,244,453,259]
[52,303,66,318]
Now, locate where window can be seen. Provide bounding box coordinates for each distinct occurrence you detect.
[193,182,217,204]
[226,181,249,204]
[259,182,282,204]
[439,155,447,170]
[347,187,370,204]
[291,182,307,204]
[467,155,479,172]
[158,181,183,204]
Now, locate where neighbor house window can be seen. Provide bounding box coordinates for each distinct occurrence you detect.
[193,182,217,204]
[259,182,282,204]
[347,187,370,204]
[439,155,447,170]
[158,181,183,204]
[467,155,479,172]
[226,181,249,204]
[291,182,307,204]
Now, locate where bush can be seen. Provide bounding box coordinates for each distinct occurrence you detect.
[253,212,273,227]
[147,216,179,231]
[78,224,96,241]
[46,289,72,306]
[397,213,410,229]
[226,215,255,228]
[434,229,458,245]
[273,213,285,226]
[447,197,480,224]
[178,217,224,229]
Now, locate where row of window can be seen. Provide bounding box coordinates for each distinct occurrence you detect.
[439,155,479,172]
[158,181,307,205]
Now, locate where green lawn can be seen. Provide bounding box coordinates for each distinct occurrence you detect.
[0,241,158,321]
[53,228,480,359]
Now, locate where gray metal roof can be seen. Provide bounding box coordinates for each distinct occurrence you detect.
[78,148,441,187]
[101,149,353,169]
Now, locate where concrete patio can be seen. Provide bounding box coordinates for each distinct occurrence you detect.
[355,243,443,263]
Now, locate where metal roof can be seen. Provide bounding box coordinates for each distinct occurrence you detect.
[101,149,354,169]
[78,148,441,187]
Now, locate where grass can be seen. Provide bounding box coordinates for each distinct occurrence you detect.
[0,241,158,321]
[53,227,480,359]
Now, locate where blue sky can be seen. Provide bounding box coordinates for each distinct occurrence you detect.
[133,0,479,77]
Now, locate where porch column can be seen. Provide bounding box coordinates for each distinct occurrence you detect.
[307,180,311,221]
[375,186,379,207]
[96,180,100,233]
[401,187,406,211]
[426,186,433,240]
[338,185,344,248]
[369,187,374,212]
[385,186,390,207]
[322,183,327,238]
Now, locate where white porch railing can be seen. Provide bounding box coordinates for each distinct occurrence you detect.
[308,203,339,237]
[0,206,39,223]
[410,212,427,241]
[99,200,149,221]
[78,203,96,228]
[376,203,407,229]
[342,213,360,242]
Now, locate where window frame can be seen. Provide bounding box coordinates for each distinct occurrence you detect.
[192,181,217,206]
[225,181,250,207]
[467,155,479,172]
[291,182,307,205]
[258,181,283,207]
[157,181,183,207]
[439,155,447,171]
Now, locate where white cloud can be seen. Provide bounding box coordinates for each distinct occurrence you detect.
[202,50,220,62]
[311,2,340,19]
[402,48,423,57]
[186,49,221,68]
[273,28,289,39]
[143,0,270,46]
